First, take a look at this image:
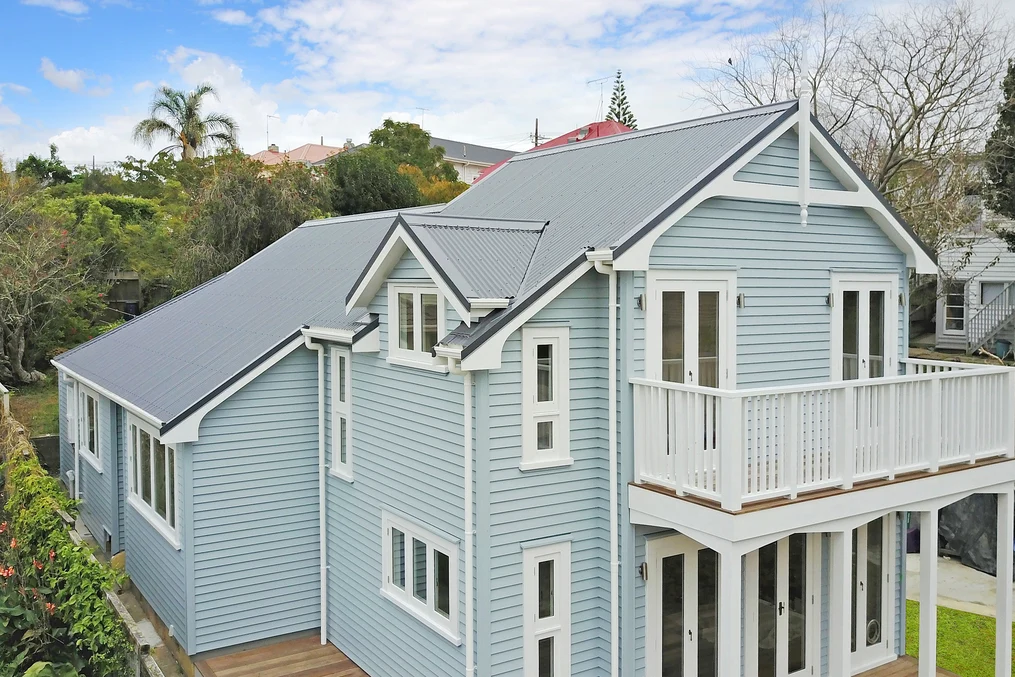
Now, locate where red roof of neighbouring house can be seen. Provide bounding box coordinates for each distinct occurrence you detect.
[473,120,632,183]
[249,143,346,166]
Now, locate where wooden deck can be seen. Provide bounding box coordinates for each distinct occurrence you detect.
[195,636,368,677]
[857,655,958,677]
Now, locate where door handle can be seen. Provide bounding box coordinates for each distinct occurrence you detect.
[860,581,864,591]
[688,629,693,641]
[779,601,785,616]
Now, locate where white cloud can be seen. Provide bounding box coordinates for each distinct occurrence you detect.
[133,80,154,93]
[21,0,89,14]
[212,9,253,26]
[40,57,88,92]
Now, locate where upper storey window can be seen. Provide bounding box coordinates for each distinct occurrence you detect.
[388,284,446,369]
[521,326,571,470]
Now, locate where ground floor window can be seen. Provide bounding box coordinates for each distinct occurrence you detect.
[943,281,965,332]
[381,512,459,642]
[523,540,571,676]
[127,415,179,547]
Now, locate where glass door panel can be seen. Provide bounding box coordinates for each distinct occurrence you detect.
[786,534,808,675]
[835,280,894,381]
[865,519,884,648]
[697,292,720,388]
[662,292,686,384]
[661,554,685,677]
[851,517,891,670]
[757,543,778,677]
[868,291,885,379]
[843,291,860,380]
[696,549,719,677]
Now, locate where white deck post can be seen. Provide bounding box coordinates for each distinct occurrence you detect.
[997,485,1014,677]
[919,509,938,677]
[718,548,742,677]
[720,394,743,512]
[829,531,852,677]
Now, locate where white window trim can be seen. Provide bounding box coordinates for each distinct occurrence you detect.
[380,512,461,645]
[76,384,102,473]
[330,345,354,481]
[523,540,571,677]
[386,283,446,369]
[521,326,571,470]
[126,415,181,550]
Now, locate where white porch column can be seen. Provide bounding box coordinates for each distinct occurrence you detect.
[919,509,938,677]
[718,549,742,677]
[828,531,852,677]
[997,486,1014,677]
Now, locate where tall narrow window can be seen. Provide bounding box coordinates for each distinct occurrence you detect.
[943,281,965,332]
[388,285,447,368]
[76,387,102,470]
[524,541,571,677]
[382,513,460,641]
[331,346,353,479]
[127,415,179,548]
[521,327,570,469]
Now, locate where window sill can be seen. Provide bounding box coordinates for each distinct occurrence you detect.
[519,458,575,472]
[78,450,102,473]
[127,495,182,551]
[379,586,461,646]
[328,467,354,483]
[386,355,450,373]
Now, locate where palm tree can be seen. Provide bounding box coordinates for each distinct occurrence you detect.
[132,84,239,160]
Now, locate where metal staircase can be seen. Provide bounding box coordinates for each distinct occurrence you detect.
[966,280,1015,354]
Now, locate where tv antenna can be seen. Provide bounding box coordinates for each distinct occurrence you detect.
[266,114,280,148]
[586,75,613,122]
[416,107,431,129]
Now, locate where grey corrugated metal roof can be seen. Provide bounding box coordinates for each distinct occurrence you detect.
[430,137,515,166]
[54,206,441,426]
[401,214,544,300]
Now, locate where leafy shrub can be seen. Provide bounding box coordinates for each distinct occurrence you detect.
[0,413,131,676]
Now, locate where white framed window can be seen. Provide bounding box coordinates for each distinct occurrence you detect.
[387,283,446,369]
[76,384,102,471]
[127,415,180,549]
[521,326,571,470]
[381,512,460,643]
[943,281,965,333]
[331,345,353,480]
[523,540,571,677]
[981,281,1015,306]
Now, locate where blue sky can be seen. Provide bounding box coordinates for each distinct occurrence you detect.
[1,0,810,166]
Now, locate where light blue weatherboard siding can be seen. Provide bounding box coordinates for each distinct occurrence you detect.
[734,129,846,190]
[77,395,120,554]
[325,248,467,677]
[634,198,907,388]
[189,348,321,653]
[58,376,72,481]
[485,269,611,676]
[116,406,125,553]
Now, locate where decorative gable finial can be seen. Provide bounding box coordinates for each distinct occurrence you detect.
[799,33,811,228]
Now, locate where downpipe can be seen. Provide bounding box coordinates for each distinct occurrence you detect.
[447,357,475,677]
[304,335,328,645]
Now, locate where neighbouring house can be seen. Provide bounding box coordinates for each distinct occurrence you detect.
[474,120,631,183]
[428,136,515,183]
[249,140,349,167]
[53,98,1015,677]
[936,221,1015,355]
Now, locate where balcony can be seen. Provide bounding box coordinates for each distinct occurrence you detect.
[632,359,1015,511]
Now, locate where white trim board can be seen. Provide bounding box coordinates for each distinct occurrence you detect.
[53,362,162,430]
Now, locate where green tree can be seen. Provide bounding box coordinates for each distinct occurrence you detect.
[985,59,1015,251]
[132,84,238,160]
[368,119,459,181]
[606,69,638,129]
[324,148,421,216]
[15,144,72,186]
[178,154,328,287]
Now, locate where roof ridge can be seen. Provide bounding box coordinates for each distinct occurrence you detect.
[507,100,797,163]
[411,223,545,233]
[299,204,443,229]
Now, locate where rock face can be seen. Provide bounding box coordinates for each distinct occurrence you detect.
[938,494,1014,579]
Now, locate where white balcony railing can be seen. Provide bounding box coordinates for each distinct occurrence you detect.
[632,359,1015,511]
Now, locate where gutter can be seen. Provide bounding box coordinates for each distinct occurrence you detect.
[303,335,329,644]
[590,249,619,677]
[446,356,474,677]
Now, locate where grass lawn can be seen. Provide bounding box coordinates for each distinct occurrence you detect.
[906,600,1015,676]
[7,371,60,437]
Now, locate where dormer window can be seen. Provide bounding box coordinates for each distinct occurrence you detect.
[388,284,446,369]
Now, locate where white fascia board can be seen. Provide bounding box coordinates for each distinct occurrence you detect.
[51,361,162,429]
[345,223,472,324]
[434,345,464,360]
[468,298,510,309]
[613,114,936,275]
[160,335,306,444]
[302,326,355,343]
[461,261,594,371]
[585,248,614,262]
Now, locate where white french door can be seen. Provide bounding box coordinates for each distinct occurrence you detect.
[646,535,720,677]
[851,515,894,672]
[831,275,897,381]
[746,534,819,677]
[648,274,734,388]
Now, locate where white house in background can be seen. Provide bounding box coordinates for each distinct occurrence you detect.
[936,223,1015,354]
[428,137,515,183]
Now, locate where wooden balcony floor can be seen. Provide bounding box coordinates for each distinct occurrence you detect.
[857,655,957,677]
[195,635,367,677]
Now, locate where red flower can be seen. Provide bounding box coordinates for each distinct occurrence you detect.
[49,550,56,561]
[0,566,14,578]
[33,560,43,571]
[45,602,56,614]
[9,538,16,549]
[0,522,7,534]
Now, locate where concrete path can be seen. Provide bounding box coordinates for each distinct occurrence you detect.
[906,553,1015,617]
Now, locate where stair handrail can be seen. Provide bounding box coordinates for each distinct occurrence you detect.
[966,280,1015,352]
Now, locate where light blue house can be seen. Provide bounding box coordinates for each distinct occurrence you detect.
[54,98,1015,677]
